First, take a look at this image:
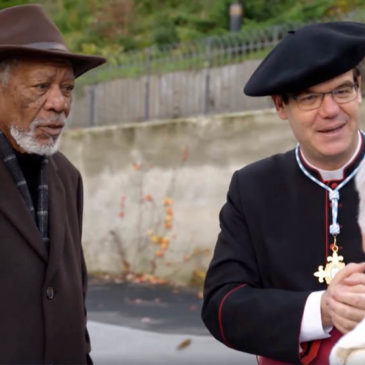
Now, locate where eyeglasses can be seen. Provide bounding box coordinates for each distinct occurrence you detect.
[291,83,359,111]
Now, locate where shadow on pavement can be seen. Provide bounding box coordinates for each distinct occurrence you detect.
[86,281,208,336]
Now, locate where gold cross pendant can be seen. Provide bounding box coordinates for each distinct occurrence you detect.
[314,237,345,285]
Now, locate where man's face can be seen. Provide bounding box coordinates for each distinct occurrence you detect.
[272,70,362,170]
[0,57,74,155]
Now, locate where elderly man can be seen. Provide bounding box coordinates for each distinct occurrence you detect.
[0,4,105,364]
[202,22,365,365]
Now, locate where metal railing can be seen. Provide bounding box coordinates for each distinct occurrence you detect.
[70,12,365,127]
[81,23,296,83]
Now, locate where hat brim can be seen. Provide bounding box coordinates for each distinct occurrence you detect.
[0,45,106,78]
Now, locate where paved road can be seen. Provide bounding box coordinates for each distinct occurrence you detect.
[86,282,257,364]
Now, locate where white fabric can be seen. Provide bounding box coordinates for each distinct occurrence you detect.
[301,131,362,181]
[355,156,365,234]
[300,291,332,343]
[330,318,365,365]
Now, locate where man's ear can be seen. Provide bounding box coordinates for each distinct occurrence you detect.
[271,95,288,120]
[357,75,362,103]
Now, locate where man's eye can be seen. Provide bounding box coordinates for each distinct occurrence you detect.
[334,87,352,96]
[298,94,319,103]
[35,83,48,91]
[62,84,74,95]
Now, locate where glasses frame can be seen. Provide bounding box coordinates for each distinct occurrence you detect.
[291,82,359,111]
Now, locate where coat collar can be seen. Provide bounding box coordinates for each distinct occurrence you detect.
[0,153,67,268]
[0,156,48,261]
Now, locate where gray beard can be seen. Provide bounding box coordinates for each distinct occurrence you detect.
[10,115,65,156]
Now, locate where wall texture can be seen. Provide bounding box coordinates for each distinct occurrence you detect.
[60,106,365,285]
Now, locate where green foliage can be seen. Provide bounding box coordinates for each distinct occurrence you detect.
[0,0,34,9]
[2,0,365,63]
[152,14,179,47]
[243,0,292,22]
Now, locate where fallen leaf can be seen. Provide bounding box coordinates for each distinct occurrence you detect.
[177,338,192,350]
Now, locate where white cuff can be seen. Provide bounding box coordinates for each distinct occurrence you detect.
[300,291,332,343]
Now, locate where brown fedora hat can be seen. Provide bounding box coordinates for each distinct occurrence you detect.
[0,4,106,78]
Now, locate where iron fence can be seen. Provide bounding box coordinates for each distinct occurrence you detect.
[69,13,365,128]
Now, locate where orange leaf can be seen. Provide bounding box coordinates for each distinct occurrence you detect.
[160,237,169,245]
[155,250,164,258]
[164,197,173,206]
[165,215,173,222]
[144,194,152,201]
[150,235,159,244]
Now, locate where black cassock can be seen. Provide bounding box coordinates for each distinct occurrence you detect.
[202,138,365,364]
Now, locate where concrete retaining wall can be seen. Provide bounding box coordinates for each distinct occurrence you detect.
[60,106,365,285]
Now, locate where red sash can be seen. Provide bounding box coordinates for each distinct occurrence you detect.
[258,328,342,365]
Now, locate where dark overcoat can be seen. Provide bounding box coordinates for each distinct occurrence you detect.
[202,140,365,364]
[0,151,91,364]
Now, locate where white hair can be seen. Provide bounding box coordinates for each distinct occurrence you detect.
[0,58,19,87]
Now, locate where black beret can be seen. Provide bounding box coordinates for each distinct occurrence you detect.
[244,21,365,96]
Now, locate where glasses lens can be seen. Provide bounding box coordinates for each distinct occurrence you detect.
[296,93,321,110]
[333,85,357,104]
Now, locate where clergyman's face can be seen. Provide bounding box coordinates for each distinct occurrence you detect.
[0,57,75,155]
[272,70,362,170]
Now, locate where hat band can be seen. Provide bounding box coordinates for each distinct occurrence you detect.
[24,42,68,52]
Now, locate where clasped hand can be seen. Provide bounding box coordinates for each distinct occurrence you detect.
[321,262,365,334]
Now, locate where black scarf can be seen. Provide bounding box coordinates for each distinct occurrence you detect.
[0,131,49,248]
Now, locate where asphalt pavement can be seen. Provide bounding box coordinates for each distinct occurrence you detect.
[86,281,257,364]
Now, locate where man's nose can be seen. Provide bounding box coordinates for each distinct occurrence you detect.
[44,85,70,114]
[318,93,340,117]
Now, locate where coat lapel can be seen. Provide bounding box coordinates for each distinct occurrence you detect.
[45,157,66,282]
[0,159,48,262]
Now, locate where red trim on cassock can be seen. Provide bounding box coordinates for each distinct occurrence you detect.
[258,328,342,365]
[218,283,246,347]
[300,340,321,365]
